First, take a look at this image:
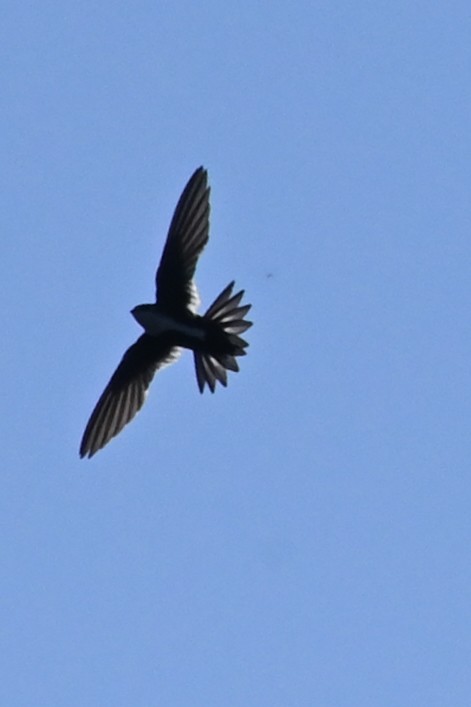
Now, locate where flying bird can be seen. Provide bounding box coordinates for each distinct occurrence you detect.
[80,167,252,458]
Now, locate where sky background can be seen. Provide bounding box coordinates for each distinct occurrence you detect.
[2,2,471,705]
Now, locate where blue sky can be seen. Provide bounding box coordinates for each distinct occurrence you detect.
[2,1,471,705]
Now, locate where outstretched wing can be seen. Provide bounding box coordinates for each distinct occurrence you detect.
[80,334,179,458]
[156,167,210,314]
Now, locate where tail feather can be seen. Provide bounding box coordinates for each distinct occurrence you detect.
[215,353,239,372]
[195,351,229,393]
[194,281,252,393]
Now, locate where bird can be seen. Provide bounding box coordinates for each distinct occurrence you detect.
[79,167,252,458]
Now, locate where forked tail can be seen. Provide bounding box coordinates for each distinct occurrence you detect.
[194,281,252,393]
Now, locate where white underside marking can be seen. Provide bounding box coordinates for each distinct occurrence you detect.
[160,347,182,370]
[188,281,201,314]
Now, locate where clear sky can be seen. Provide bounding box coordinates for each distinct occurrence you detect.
[2,2,471,705]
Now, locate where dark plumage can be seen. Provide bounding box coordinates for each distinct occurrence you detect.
[80,167,252,458]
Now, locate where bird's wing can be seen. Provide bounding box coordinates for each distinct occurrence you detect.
[80,334,180,458]
[156,167,210,314]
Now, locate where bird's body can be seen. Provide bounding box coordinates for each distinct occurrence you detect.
[80,167,252,458]
[131,305,206,342]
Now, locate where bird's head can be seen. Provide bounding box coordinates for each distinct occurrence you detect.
[130,304,155,329]
[131,303,173,336]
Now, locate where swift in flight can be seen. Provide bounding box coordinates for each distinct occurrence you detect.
[80,167,252,458]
